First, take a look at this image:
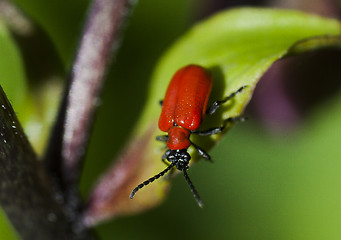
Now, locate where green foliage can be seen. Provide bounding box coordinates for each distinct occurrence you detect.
[143,8,341,127]
[0,208,18,240]
[0,22,27,113]
[12,0,88,65]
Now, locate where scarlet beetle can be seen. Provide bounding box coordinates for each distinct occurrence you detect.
[130,64,246,207]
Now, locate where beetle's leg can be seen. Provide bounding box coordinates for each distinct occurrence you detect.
[156,135,169,152]
[159,100,164,107]
[190,141,212,162]
[161,149,171,166]
[192,116,246,136]
[206,85,247,115]
[156,135,168,142]
[161,149,174,179]
[191,126,224,136]
[221,116,247,129]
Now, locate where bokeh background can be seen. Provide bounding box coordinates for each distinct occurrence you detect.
[3,0,341,239]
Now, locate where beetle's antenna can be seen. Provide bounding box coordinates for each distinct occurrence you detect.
[130,162,176,199]
[183,170,204,208]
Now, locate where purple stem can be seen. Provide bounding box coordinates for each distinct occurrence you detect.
[45,0,136,212]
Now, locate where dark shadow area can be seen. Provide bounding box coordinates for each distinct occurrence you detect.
[249,48,341,132]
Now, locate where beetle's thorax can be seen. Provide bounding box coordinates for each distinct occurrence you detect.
[167,126,191,150]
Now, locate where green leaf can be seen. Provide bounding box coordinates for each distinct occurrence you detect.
[142,8,341,127]
[0,7,65,154]
[85,8,341,221]
[0,207,19,240]
[136,7,341,204]
[0,21,27,113]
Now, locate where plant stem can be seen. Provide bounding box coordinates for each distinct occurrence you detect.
[0,86,87,239]
[44,0,136,222]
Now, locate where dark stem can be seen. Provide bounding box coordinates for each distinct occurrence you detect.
[43,0,137,223]
[0,86,93,239]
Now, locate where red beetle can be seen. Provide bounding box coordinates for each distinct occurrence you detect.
[130,65,246,207]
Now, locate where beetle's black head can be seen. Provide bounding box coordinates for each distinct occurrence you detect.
[166,149,191,171]
[130,148,203,207]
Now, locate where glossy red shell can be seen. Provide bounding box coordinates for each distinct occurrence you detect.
[158,65,213,132]
[167,127,191,150]
[158,65,213,150]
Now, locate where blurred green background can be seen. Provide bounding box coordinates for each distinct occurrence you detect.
[2,0,341,239]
